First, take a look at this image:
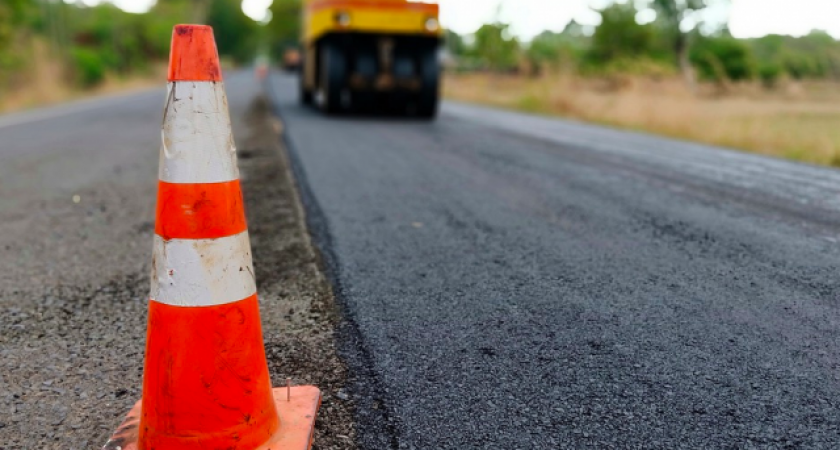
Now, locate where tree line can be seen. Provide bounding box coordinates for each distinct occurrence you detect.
[2,0,840,93]
[0,0,296,91]
[448,1,840,88]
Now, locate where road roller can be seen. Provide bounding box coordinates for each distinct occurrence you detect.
[299,0,442,118]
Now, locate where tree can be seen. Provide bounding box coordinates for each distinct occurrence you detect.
[0,0,35,82]
[0,0,32,52]
[144,0,194,56]
[525,27,588,75]
[562,19,587,39]
[445,29,466,57]
[589,2,654,64]
[690,35,755,84]
[205,0,259,63]
[472,22,520,72]
[267,0,301,60]
[526,31,563,74]
[650,0,713,89]
[747,30,840,82]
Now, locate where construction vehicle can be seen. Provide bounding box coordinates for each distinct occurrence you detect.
[282,47,302,72]
[298,0,442,118]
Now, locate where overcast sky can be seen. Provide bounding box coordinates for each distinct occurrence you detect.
[77,0,840,41]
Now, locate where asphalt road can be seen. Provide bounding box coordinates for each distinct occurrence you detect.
[269,73,840,449]
[0,78,166,449]
[3,69,840,449]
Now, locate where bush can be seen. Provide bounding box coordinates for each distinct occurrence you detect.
[588,3,654,64]
[471,22,520,72]
[71,47,106,87]
[690,36,755,82]
[758,63,783,88]
[526,30,587,74]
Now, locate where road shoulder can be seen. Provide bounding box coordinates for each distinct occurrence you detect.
[239,94,357,449]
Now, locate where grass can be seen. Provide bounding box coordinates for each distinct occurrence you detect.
[443,72,840,167]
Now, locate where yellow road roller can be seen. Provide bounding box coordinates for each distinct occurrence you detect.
[299,0,442,118]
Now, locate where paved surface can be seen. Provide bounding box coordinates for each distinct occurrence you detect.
[0,71,353,449]
[269,73,840,449]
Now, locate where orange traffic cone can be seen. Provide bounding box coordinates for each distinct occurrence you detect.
[102,24,320,450]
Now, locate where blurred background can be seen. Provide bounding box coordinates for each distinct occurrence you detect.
[3,0,840,164]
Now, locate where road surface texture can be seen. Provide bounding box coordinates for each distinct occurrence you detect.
[0,71,354,449]
[269,73,840,449]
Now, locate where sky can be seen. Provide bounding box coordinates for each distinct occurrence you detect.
[72,0,840,41]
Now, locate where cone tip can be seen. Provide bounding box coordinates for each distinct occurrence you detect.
[168,24,222,82]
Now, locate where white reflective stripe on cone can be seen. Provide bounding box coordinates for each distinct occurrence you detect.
[159,81,239,184]
[150,231,256,307]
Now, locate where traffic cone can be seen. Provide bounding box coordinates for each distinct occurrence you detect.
[102,24,321,450]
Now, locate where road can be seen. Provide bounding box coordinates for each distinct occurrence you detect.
[269,73,840,449]
[2,69,839,449]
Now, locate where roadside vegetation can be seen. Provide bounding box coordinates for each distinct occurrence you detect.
[0,0,299,112]
[443,1,840,167]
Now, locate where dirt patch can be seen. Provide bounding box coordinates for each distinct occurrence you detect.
[238,95,357,449]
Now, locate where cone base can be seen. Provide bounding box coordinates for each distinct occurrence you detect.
[103,386,322,450]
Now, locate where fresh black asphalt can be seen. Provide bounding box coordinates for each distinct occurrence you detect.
[269,73,840,449]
